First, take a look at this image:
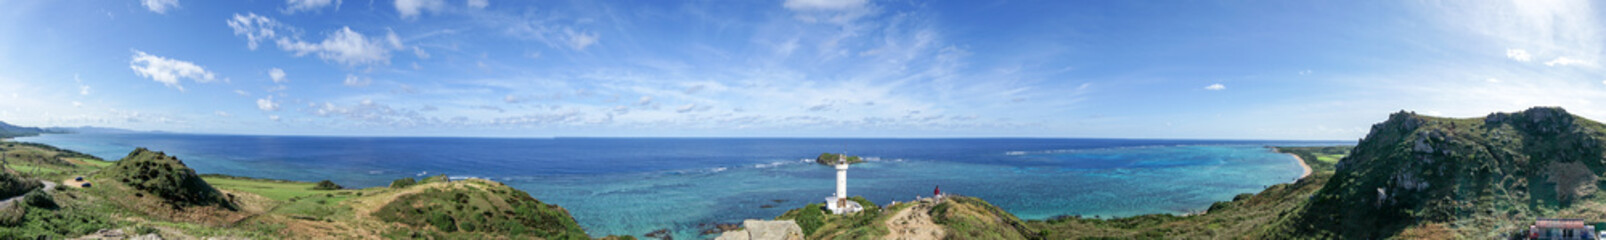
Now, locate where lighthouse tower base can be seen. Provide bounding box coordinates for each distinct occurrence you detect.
[824,196,863,214]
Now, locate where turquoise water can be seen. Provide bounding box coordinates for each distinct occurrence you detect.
[14,134,1343,239]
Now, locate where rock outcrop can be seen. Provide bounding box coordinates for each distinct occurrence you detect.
[714,220,804,240]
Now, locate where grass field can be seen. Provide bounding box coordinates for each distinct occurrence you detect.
[200,176,342,201]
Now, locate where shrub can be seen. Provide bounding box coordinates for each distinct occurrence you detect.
[791,203,826,235]
[22,190,54,209]
[312,180,343,190]
[429,213,457,232]
[390,178,417,188]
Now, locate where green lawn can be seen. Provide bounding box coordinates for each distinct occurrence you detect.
[201,176,340,201]
[68,158,114,168]
[5,164,63,175]
[1313,153,1343,164]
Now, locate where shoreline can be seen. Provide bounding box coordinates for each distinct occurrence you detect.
[1286,153,1312,179]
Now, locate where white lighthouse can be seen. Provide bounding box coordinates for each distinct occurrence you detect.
[825,154,862,214]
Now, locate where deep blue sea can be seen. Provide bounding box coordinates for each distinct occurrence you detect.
[15,133,1348,239]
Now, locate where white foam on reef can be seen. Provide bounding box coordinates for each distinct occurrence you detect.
[416,171,428,177]
[449,175,482,181]
[710,167,727,173]
[753,160,799,168]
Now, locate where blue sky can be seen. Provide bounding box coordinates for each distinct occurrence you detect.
[0,0,1603,140]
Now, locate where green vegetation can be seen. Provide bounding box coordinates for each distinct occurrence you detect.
[0,142,616,239]
[0,169,40,200]
[200,174,333,201]
[1275,146,1349,172]
[370,179,589,239]
[775,196,889,239]
[932,196,1040,239]
[97,148,234,210]
[0,192,117,239]
[814,153,864,166]
[311,180,342,190]
[389,177,417,188]
[1263,107,1606,238]
[0,121,64,139]
[0,141,110,181]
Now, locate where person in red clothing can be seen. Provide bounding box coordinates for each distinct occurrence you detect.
[934,185,941,196]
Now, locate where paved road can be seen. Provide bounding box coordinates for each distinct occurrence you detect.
[0,180,57,209]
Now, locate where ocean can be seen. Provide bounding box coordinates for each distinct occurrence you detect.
[14,133,1348,239]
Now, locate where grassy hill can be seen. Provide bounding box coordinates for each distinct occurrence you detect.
[771,195,1042,240]
[0,121,63,139]
[0,143,633,239]
[96,148,236,210]
[1265,107,1606,238]
[369,178,590,239]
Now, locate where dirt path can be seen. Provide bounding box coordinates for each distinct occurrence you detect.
[0,180,56,209]
[884,200,945,240]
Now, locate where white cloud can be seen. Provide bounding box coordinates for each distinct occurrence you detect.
[412,46,430,59]
[395,0,446,19]
[269,115,281,121]
[467,0,487,9]
[129,50,217,91]
[1486,78,1501,83]
[227,13,284,50]
[72,101,82,108]
[783,0,867,10]
[1505,48,1532,62]
[676,104,696,113]
[215,111,232,117]
[637,96,653,106]
[284,0,341,13]
[75,74,91,95]
[1544,56,1589,67]
[1204,83,1226,90]
[1601,80,1606,86]
[1298,69,1313,75]
[344,74,372,87]
[276,27,402,66]
[269,68,288,83]
[566,29,599,50]
[234,89,251,96]
[257,96,280,111]
[142,0,180,14]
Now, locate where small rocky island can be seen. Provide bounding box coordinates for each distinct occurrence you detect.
[813,153,864,166]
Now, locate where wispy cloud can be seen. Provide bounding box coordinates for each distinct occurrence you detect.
[277,27,404,66]
[1204,83,1225,90]
[269,68,287,83]
[142,0,180,14]
[395,0,446,19]
[257,96,280,111]
[283,0,341,14]
[129,50,216,91]
[1544,56,1589,67]
[1505,48,1532,62]
[344,74,372,87]
[229,14,404,66]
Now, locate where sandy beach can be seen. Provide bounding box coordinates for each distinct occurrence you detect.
[1286,153,1312,179]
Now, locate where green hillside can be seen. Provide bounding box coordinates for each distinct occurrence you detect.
[1270,107,1606,238]
[0,121,63,139]
[370,178,591,239]
[96,148,236,210]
